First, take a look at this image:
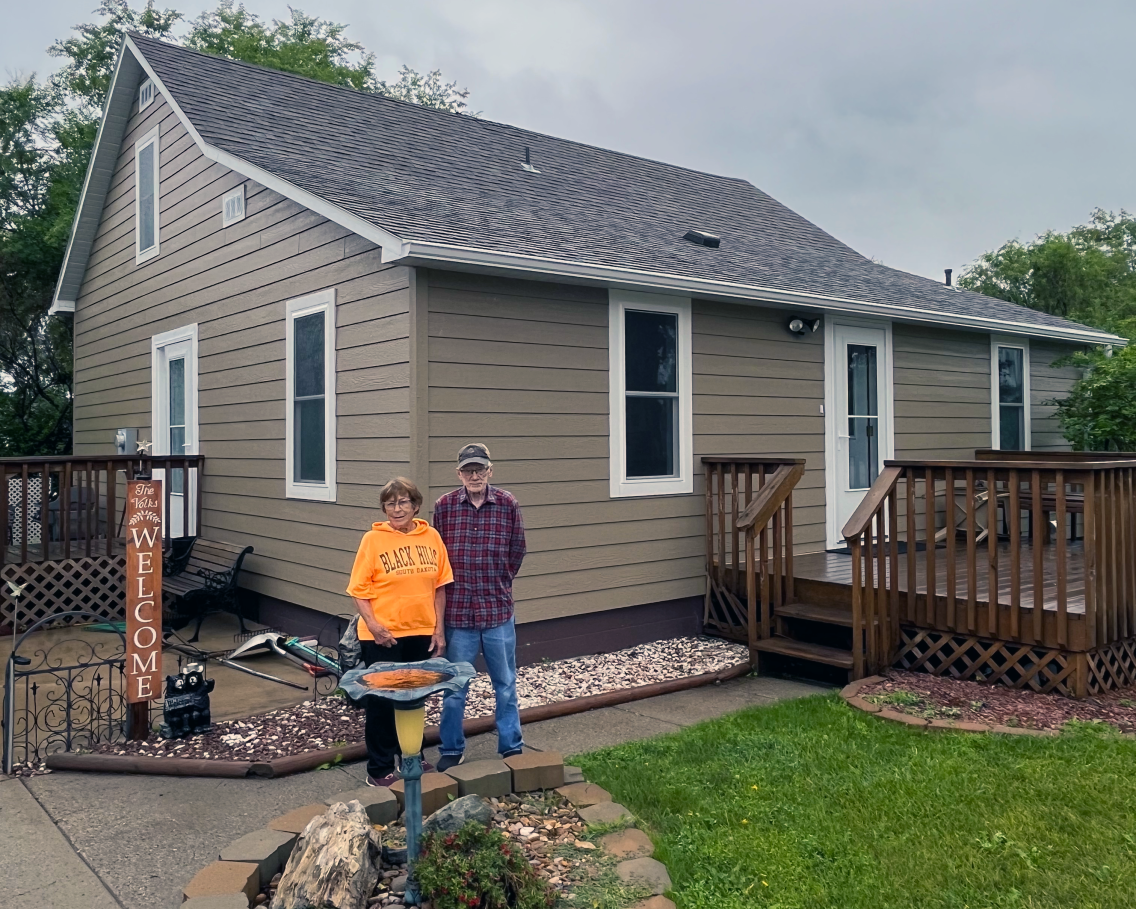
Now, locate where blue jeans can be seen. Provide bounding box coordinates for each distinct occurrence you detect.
[440,618,523,756]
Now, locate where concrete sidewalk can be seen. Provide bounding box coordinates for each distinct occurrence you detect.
[13,673,827,909]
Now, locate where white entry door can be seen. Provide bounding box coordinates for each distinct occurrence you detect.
[830,323,891,545]
[152,326,199,536]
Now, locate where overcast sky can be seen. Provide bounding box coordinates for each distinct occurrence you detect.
[5,0,1134,280]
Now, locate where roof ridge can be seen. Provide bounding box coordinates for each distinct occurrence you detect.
[127,31,760,189]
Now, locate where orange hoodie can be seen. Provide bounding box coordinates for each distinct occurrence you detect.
[346,519,454,640]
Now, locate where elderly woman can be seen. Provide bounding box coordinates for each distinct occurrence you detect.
[347,477,451,786]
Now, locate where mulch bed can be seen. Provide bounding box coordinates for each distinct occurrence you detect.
[860,670,1136,732]
[79,636,746,764]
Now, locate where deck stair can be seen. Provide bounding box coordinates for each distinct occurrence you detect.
[751,633,854,670]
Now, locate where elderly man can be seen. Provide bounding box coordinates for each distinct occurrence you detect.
[433,443,527,770]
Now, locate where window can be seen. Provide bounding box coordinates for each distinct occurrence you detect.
[222,185,246,226]
[138,78,154,111]
[608,290,693,497]
[286,290,337,500]
[135,128,160,264]
[991,337,1030,451]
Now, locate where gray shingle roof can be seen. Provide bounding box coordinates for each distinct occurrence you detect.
[120,35,1114,341]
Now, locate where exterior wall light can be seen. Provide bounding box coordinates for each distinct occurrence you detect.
[788,317,822,337]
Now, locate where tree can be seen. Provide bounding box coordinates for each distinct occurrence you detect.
[0,1,473,456]
[1052,346,1136,451]
[958,209,1136,339]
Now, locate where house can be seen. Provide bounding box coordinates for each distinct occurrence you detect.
[51,33,1122,666]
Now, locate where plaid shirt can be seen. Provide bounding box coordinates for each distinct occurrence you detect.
[432,485,526,629]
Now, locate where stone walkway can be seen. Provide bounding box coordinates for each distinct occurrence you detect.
[2,674,826,909]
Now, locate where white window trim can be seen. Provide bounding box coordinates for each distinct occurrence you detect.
[134,126,160,264]
[222,185,246,227]
[150,323,200,457]
[138,78,154,111]
[823,315,895,549]
[991,335,1031,450]
[608,289,693,498]
[286,289,337,502]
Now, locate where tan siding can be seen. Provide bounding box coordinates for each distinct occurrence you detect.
[1031,341,1083,451]
[426,274,825,625]
[70,91,412,614]
[893,325,992,459]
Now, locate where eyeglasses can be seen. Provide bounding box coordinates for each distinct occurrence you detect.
[383,498,414,511]
[459,466,489,478]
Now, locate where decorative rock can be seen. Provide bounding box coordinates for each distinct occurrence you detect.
[182,861,260,904]
[629,897,677,909]
[504,751,564,791]
[391,875,408,894]
[423,794,493,836]
[182,896,253,909]
[220,828,298,882]
[877,709,928,727]
[444,759,512,799]
[556,782,611,808]
[268,804,328,835]
[599,827,654,858]
[563,765,585,784]
[617,857,672,895]
[325,788,400,824]
[390,773,459,816]
[578,802,632,825]
[847,696,881,714]
[272,801,380,909]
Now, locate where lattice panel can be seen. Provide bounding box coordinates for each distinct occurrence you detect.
[1087,639,1136,694]
[8,474,43,545]
[0,556,125,631]
[895,627,1078,696]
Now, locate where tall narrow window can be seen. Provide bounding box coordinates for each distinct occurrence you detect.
[609,291,692,497]
[168,356,186,493]
[992,338,1030,451]
[286,290,337,501]
[846,344,879,489]
[135,128,160,263]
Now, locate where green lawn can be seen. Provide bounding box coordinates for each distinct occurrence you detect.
[574,693,1136,909]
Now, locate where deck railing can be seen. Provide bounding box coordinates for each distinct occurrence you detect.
[0,455,204,565]
[703,457,806,654]
[842,457,1136,677]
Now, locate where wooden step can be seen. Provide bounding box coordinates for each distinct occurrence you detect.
[775,601,857,627]
[752,635,854,669]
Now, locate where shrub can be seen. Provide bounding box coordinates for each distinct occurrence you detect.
[416,821,555,909]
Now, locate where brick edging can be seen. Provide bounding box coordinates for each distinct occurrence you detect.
[840,679,1040,736]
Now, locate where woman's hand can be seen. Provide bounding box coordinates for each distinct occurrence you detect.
[367,619,396,647]
[429,628,446,657]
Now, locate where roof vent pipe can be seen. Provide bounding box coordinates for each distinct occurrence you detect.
[944,268,953,287]
[522,146,540,173]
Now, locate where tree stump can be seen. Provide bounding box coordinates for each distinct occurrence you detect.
[270,801,381,909]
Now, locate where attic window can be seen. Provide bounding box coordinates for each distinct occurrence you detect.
[139,79,154,111]
[683,229,720,248]
[222,186,246,226]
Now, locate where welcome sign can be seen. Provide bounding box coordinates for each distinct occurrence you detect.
[126,479,163,703]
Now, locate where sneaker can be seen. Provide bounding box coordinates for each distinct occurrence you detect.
[437,753,465,772]
[501,748,524,758]
[367,772,399,787]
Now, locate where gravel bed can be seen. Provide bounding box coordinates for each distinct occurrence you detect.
[85,635,747,762]
[860,670,1136,731]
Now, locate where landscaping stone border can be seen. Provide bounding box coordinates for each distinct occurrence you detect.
[179,753,677,908]
[840,676,1129,737]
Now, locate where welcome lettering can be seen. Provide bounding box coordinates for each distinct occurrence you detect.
[126,480,163,704]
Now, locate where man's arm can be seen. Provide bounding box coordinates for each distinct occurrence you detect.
[507,499,527,579]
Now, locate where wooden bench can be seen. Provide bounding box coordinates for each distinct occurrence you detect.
[163,538,254,643]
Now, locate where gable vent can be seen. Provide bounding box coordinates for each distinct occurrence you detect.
[222,186,246,226]
[683,229,720,249]
[138,78,155,111]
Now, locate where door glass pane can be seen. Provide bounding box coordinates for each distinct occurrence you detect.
[1000,405,1024,451]
[294,313,324,398]
[168,357,185,494]
[998,347,1024,405]
[848,417,879,490]
[295,399,325,482]
[626,396,676,478]
[847,344,877,416]
[138,142,155,251]
[625,310,677,393]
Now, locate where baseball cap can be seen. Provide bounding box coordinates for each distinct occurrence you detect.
[457,443,492,469]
